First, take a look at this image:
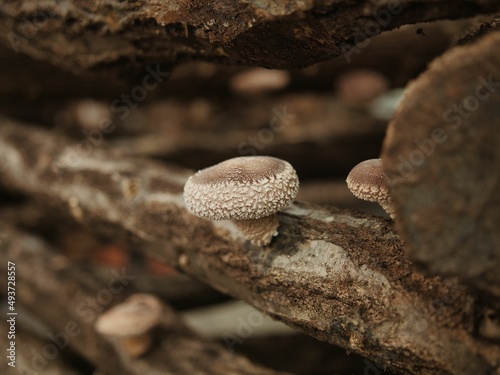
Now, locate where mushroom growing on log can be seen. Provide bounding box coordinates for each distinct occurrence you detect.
[183,156,299,246]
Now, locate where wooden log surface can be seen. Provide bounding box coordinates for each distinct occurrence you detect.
[1,0,500,74]
[383,30,500,299]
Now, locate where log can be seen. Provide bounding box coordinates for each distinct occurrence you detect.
[0,20,462,103]
[1,0,500,73]
[382,31,500,299]
[454,14,500,45]
[1,118,499,374]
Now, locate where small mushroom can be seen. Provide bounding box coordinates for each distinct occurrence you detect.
[183,156,299,246]
[230,68,290,96]
[479,309,500,339]
[335,69,389,108]
[346,158,395,218]
[95,294,162,357]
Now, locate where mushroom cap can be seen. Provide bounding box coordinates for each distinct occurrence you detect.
[346,158,390,203]
[183,156,299,220]
[230,68,290,95]
[95,294,162,338]
[336,69,389,107]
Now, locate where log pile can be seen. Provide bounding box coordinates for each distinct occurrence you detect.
[1,2,499,374]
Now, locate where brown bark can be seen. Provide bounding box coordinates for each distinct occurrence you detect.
[382,31,500,299]
[0,20,461,104]
[0,224,291,375]
[454,14,500,45]
[0,118,499,374]
[1,0,500,73]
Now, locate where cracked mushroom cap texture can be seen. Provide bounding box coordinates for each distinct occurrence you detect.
[346,158,390,203]
[183,156,299,220]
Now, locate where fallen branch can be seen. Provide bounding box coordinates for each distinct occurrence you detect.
[1,118,499,374]
[1,1,500,72]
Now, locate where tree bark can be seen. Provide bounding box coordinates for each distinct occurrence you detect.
[1,118,499,374]
[382,31,500,300]
[1,0,500,73]
[0,20,461,103]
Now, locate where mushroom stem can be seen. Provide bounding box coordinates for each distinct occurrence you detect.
[233,215,279,246]
[120,333,152,357]
[380,200,396,219]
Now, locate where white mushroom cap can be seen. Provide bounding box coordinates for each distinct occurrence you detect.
[183,156,299,221]
[95,294,162,338]
[346,158,395,218]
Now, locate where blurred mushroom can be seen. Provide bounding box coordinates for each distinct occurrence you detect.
[95,294,162,357]
[479,310,500,339]
[183,156,299,246]
[335,69,389,108]
[67,99,112,130]
[346,158,395,218]
[230,68,290,95]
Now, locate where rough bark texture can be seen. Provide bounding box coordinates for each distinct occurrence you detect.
[1,0,500,73]
[0,20,461,103]
[382,31,500,299]
[0,224,291,375]
[1,118,499,374]
[455,14,500,45]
